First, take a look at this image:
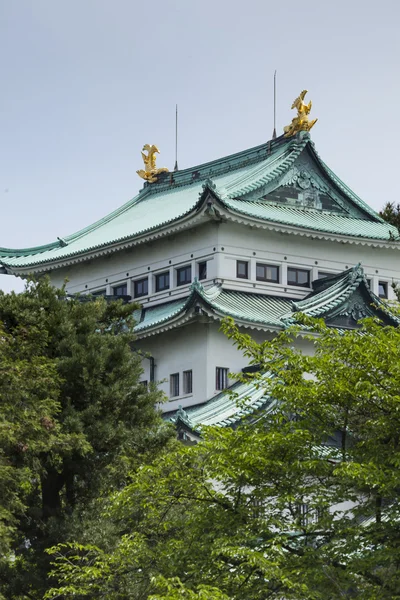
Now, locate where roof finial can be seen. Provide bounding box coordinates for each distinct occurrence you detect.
[283,90,317,138]
[272,70,277,140]
[174,104,179,171]
[137,144,169,183]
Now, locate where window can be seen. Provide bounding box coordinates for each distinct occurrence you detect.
[296,503,310,527]
[237,260,249,279]
[177,265,192,286]
[216,367,229,391]
[140,380,148,388]
[155,271,170,292]
[92,289,106,296]
[183,370,193,394]
[317,271,332,279]
[170,373,179,397]
[256,263,279,283]
[198,261,207,281]
[134,277,148,298]
[113,283,127,296]
[250,497,265,519]
[379,281,388,299]
[287,267,310,288]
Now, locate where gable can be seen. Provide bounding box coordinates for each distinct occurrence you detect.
[236,146,373,221]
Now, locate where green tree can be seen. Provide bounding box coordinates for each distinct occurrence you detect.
[0,279,171,599]
[46,314,400,600]
[379,201,400,232]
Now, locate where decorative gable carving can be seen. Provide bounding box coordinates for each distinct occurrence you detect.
[237,151,369,220]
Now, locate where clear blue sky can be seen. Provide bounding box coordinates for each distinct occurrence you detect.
[1,0,399,292]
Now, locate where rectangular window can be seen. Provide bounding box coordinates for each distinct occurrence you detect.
[236,260,248,279]
[183,370,193,394]
[170,373,179,398]
[92,289,106,296]
[297,503,309,527]
[287,267,310,288]
[379,281,388,299]
[198,261,207,281]
[113,283,128,296]
[134,277,148,298]
[216,367,229,391]
[176,265,192,286]
[256,263,279,283]
[155,271,170,292]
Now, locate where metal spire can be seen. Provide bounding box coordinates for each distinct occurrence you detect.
[174,104,179,171]
[272,70,277,139]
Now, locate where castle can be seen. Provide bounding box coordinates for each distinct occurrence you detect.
[1,95,399,436]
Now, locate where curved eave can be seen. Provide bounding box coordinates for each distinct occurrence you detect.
[135,293,284,340]
[3,194,399,277]
[1,197,210,275]
[214,198,400,249]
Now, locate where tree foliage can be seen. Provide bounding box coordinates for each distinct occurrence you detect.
[0,279,172,598]
[46,314,400,599]
[379,201,400,232]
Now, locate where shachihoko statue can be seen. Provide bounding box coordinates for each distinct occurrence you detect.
[137,144,169,183]
[283,90,318,138]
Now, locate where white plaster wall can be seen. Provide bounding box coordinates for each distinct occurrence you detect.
[137,322,209,412]
[216,223,400,300]
[136,321,315,410]
[50,222,221,302]
[50,220,400,303]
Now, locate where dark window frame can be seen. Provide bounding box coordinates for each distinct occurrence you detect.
[256,262,279,283]
[113,283,128,296]
[170,373,180,398]
[236,260,249,279]
[378,281,388,299]
[92,289,106,296]
[155,271,170,292]
[287,267,311,288]
[176,265,192,287]
[183,370,193,394]
[198,261,207,281]
[134,277,148,298]
[216,367,229,391]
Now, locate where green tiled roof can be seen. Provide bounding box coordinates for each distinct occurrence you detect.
[133,298,187,333]
[133,282,294,335]
[223,199,395,240]
[1,133,397,272]
[134,266,399,336]
[284,264,400,326]
[168,376,278,432]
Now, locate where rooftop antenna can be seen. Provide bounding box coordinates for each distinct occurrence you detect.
[272,70,277,139]
[174,104,179,171]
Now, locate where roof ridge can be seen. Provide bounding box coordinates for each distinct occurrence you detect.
[225,136,308,198]
[142,135,294,195]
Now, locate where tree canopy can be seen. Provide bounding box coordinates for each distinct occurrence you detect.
[45,313,400,600]
[0,279,172,599]
[379,201,400,232]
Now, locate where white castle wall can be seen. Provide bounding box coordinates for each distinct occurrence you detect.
[137,322,314,410]
[50,221,400,302]
[46,219,400,409]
